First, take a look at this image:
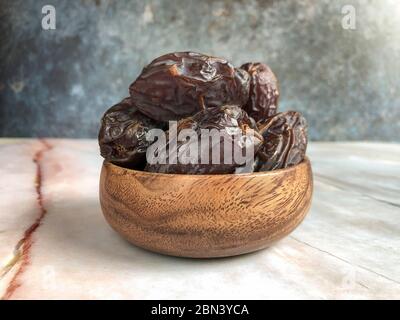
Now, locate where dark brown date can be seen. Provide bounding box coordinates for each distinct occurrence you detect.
[240,62,279,121]
[98,97,162,168]
[130,52,250,121]
[256,111,307,171]
[145,105,263,174]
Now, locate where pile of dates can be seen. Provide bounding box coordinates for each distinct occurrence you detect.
[98,52,308,174]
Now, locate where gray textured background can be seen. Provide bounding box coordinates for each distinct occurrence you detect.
[0,0,399,141]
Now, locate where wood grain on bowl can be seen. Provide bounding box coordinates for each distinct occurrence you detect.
[99,158,313,258]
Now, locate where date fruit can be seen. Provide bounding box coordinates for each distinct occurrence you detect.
[240,62,279,121]
[98,97,162,168]
[130,52,250,121]
[145,105,263,174]
[257,111,307,171]
[98,51,309,175]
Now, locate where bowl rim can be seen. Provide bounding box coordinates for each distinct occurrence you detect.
[103,156,311,179]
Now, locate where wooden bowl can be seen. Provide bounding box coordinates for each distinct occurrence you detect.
[99,158,313,258]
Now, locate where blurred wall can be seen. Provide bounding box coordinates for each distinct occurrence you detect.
[0,0,399,141]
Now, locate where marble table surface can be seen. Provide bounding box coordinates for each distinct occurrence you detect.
[0,139,399,300]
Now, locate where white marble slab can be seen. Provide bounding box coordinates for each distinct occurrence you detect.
[0,139,399,299]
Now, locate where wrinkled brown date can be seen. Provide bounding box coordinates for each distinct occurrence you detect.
[98,51,308,174]
[130,52,250,121]
[98,97,162,168]
[145,105,263,174]
[240,62,279,121]
[256,111,307,171]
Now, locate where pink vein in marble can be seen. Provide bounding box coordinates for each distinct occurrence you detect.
[2,140,52,299]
